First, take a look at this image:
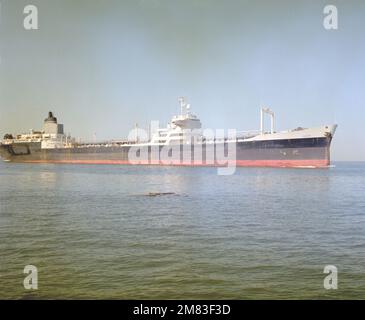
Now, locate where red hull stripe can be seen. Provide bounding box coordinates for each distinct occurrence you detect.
[21,159,329,168]
[235,159,329,167]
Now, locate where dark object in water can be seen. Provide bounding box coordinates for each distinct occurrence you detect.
[147,192,176,197]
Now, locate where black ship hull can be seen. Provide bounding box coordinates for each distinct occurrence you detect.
[0,136,333,168]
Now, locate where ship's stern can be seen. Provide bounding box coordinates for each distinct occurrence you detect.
[0,143,14,162]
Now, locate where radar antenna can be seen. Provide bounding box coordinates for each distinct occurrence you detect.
[178,97,187,116]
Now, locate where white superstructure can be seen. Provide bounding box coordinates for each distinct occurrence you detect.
[2,112,73,149]
[150,97,203,145]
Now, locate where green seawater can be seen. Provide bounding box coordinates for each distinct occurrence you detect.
[0,162,364,299]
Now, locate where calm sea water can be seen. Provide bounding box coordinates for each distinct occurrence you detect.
[0,161,364,299]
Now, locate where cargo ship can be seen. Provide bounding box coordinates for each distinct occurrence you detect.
[0,98,337,168]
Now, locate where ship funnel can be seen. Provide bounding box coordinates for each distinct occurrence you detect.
[44,111,63,134]
[45,111,57,123]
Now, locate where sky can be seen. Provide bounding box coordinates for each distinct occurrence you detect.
[0,0,364,160]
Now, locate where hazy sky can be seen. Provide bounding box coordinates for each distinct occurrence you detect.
[0,0,364,160]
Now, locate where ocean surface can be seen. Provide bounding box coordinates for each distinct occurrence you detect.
[0,161,364,299]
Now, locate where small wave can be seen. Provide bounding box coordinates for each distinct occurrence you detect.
[292,166,317,169]
[292,165,336,169]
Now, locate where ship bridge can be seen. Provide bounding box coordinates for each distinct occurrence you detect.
[151,97,203,145]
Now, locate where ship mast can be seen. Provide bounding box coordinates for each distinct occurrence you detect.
[135,123,139,143]
[178,97,186,116]
[260,107,275,134]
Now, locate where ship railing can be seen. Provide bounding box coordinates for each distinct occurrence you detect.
[76,140,145,148]
[236,130,261,140]
[202,130,261,142]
